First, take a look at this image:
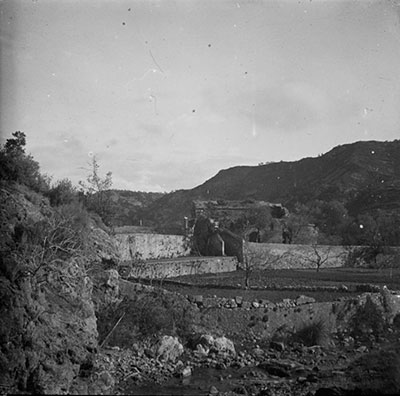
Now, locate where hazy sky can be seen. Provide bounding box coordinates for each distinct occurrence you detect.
[1,0,400,192]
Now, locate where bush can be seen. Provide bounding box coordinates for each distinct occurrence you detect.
[97,289,197,348]
[350,343,400,394]
[0,132,50,193]
[350,296,387,341]
[3,199,91,283]
[292,318,330,346]
[45,178,78,206]
[344,246,378,268]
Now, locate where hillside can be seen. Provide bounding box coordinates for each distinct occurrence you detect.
[142,140,400,234]
[0,183,123,394]
[105,190,165,226]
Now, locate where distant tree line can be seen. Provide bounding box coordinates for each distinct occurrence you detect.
[286,199,400,247]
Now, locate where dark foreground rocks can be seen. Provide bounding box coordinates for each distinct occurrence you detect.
[104,326,400,396]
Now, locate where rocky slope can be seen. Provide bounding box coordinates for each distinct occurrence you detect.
[93,280,400,396]
[0,183,121,394]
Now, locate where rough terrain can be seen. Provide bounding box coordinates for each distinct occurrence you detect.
[95,272,400,396]
[2,183,400,396]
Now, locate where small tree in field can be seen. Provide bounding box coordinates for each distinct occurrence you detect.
[242,241,281,288]
[242,241,256,289]
[306,244,334,272]
[79,156,113,223]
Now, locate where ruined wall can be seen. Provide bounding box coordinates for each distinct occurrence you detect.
[115,233,191,260]
[128,256,238,279]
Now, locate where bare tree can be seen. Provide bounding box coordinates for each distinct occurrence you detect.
[242,241,281,288]
[306,244,333,272]
[79,155,113,223]
[242,242,256,289]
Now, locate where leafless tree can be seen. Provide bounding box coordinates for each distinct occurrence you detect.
[306,244,334,272]
[242,241,281,288]
[79,155,113,223]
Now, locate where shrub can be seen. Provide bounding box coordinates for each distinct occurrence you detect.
[349,296,387,341]
[97,289,197,348]
[292,318,330,346]
[45,178,78,207]
[136,289,196,339]
[3,198,91,283]
[0,131,50,193]
[344,246,384,268]
[350,344,400,394]
[271,324,293,343]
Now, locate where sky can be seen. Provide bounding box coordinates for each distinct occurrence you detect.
[1,0,400,192]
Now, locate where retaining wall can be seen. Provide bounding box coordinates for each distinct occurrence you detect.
[244,243,400,270]
[116,274,400,340]
[194,290,400,339]
[244,243,348,270]
[115,233,190,260]
[128,256,238,279]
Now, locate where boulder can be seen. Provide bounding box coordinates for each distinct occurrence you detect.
[242,301,252,310]
[191,334,236,357]
[380,286,400,323]
[235,296,243,306]
[194,295,204,307]
[156,336,184,362]
[296,295,316,305]
[213,336,236,356]
[270,340,285,352]
[208,385,219,396]
[181,366,192,378]
[195,344,209,357]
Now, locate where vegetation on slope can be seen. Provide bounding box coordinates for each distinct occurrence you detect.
[0,132,122,393]
[141,140,400,246]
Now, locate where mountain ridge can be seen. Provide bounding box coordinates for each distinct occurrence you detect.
[106,140,400,233]
[136,139,400,233]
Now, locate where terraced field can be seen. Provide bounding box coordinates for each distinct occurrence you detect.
[160,267,400,302]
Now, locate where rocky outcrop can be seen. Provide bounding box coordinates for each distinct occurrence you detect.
[0,185,122,394]
[190,334,236,357]
[156,336,184,361]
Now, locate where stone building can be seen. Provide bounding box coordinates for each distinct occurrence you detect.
[192,199,288,222]
[189,199,290,261]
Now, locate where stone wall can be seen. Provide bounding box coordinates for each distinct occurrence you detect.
[185,289,400,340]
[243,243,347,270]
[243,243,400,270]
[115,233,190,260]
[127,256,238,279]
[117,276,400,342]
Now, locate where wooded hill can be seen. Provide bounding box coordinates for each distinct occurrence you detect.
[104,190,164,227]
[134,140,400,234]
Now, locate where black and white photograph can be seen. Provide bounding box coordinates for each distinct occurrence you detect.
[1,0,400,394]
